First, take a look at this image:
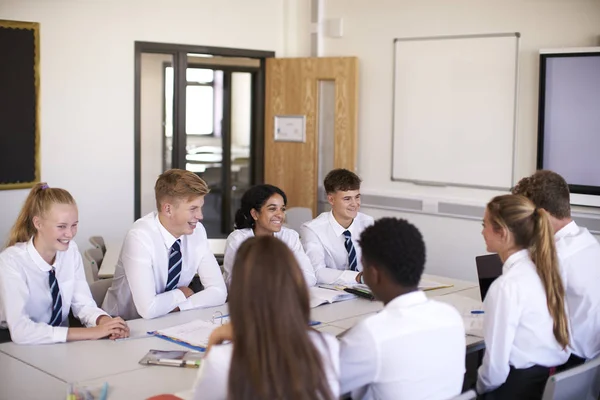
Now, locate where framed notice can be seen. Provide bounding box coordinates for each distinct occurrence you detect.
[274,115,306,143]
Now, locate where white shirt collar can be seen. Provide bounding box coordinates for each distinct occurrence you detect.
[385,290,428,310]
[26,237,56,272]
[328,211,357,238]
[502,248,530,274]
[154,212,180,250]
[554,220,578,241]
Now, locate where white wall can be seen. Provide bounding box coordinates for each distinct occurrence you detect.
[319,0,600,281]
[140,53,172,218]
[0,0,288,248]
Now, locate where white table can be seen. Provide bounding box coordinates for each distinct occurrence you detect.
[98,238,228,279]
[0,275,482,399]
[0,352,67,400]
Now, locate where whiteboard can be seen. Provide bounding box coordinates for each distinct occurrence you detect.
[392,33,519,189]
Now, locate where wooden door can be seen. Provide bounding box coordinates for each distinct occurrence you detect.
[264,57,358,216]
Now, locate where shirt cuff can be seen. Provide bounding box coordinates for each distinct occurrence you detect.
[178,298,194,311]
[52,326,69,343]
[173,288,187,305]
[89,311,110,327]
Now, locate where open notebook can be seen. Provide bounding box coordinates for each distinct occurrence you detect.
[148,319,225,352]
[310,286,356,308]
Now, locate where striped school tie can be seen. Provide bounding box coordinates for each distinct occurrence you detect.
[343,230,358,271]
[166,239,182,291]
[48,269,63,327]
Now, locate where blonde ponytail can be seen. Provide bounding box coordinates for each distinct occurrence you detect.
[531,208,570,349]
[6,183,76,248]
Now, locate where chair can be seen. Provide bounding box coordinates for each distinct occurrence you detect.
[84,248,104,282]
[89,236,106,254]
[82,254,98,284]
[89,278,113,307]
[284,207,313,233]
[541,356,600,400]
[449,390,477,400]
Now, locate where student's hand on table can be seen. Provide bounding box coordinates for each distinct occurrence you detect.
[206,323,233,354]
[178,286,194,298]
[96,315,130,340]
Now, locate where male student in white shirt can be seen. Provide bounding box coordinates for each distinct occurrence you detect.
[512,170,600,368]
[339,218,466,400]
[300,169,374,285]
[103,169,227,320]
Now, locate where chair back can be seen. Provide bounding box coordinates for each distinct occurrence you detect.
[542,356,600,400]
[448,390,477,400]
[284,207,313,233]
[85,248,104,267]
[89,236,106,254]
[89,278,113,307]
[82,254,98,284]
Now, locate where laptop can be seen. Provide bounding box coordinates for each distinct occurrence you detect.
[475,254,503,300]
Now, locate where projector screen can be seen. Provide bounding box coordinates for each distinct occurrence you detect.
[538,49,600,198]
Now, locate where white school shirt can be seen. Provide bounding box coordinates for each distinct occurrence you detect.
[102,212,227,320]
[300,211,374,285]
[339,291,466,400]
[222,227,317,287]
[555,221,600,359]
[477,249,571,394]
[0,239,108,344]
[191,330,340,400]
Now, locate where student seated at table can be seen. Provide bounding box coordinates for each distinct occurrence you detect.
[300,169,374,285]
[102,169,226,320]
[192,235,339,400]
[339,217,465,400]
[223,184,316,287]
[512,170,600,368]
[0,183,129,344]
[477,195,571,399]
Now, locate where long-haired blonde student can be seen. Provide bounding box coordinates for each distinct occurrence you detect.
[477,195,571,399]
[223,184,316,287]
[0,183,129,344]
[192,236,339,400]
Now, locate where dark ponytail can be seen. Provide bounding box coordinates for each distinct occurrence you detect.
[234,185,287,230]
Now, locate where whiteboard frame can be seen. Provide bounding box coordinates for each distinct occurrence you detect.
[390,32,521,191]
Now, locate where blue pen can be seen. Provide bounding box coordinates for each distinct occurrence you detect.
[471,310,484,314]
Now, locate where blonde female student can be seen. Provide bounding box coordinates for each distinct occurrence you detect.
[0,183,129,344]
[223,184,316,287]
[477,195,570,399]
[191,235,339,400]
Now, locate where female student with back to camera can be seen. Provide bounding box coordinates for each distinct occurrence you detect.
[192,235,339,400]
[222,184,316,286]
[477,194,570,399]
[0,183,129,344]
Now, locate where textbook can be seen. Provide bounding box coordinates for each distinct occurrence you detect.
[310,286,356,308]
[139,349,203,368]
[418,279,453,291]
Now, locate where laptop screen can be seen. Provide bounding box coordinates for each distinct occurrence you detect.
[475,254,503,300]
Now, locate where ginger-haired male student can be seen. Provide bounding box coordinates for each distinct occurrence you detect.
[512,170,600,368]
[103,169,227,320]
[300,169,374,285]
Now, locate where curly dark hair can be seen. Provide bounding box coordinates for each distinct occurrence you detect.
[511,170,571,219]
[359,217,426,287]
[324,169,362,194]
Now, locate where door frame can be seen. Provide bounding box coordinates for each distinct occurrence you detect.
[133,41,275,221]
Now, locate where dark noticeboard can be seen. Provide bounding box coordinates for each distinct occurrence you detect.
[0,20,40,190]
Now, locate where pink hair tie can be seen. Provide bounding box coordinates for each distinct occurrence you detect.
[40,183,49,190]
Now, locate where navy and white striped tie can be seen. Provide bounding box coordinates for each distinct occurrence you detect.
[166,239,182,292]
[343,230,358,271]
[48,269,63,327]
